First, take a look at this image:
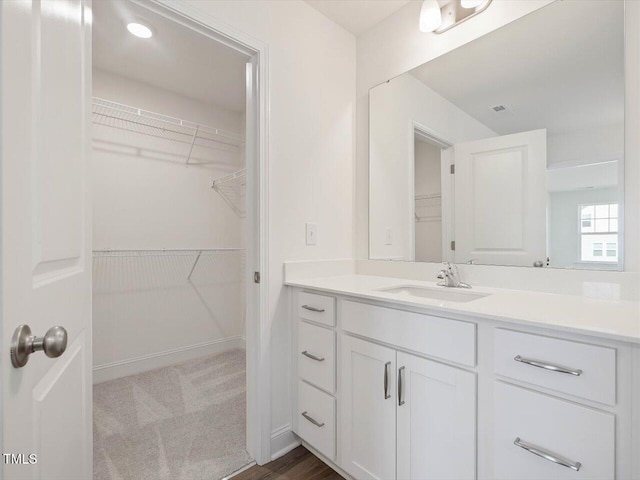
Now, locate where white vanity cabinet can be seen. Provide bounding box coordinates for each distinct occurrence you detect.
[289,286,638,480]
[340,335,476,480]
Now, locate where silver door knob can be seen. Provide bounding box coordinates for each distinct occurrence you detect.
[11,324,68,368]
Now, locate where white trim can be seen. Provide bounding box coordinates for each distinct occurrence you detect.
[270,424,300,461]
[124,0,272,465]
[410,121,454,262]
[93,336,246,384]
[222,461,257,480]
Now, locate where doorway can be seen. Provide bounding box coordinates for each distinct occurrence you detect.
[410,124,453,263]
[90,1,268,477]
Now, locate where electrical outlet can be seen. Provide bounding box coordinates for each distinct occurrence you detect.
[306,222,317,245]
[385,228,393,245]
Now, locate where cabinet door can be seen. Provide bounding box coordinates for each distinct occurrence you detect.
[397,352,476,480]
[341,335,396,480]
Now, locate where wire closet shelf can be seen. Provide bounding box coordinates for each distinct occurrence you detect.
[92,97,244,165]
[415,193,442,223]
[92,248,246,284]
[212,168,246,217]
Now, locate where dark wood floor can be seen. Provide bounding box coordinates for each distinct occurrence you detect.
[233,446,344,480]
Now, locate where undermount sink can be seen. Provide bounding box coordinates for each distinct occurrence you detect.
[376,285,490,303]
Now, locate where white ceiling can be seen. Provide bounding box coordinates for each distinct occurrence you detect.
[305,0,412,35]
[409,0,624,137]
[93,0,248,113]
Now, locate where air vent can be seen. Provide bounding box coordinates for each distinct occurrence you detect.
[490,104,511,113]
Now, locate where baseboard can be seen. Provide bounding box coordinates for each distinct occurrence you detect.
[93,336,246,384]
[270,424,300,461]
[222,461,256,479]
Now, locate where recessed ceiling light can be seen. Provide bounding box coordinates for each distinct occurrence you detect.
[127,22,153,39]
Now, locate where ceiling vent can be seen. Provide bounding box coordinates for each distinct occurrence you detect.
[490,104,511,113]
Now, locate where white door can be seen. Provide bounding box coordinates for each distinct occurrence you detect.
[396,352,476,480]
[341,335,396,480]
[453,129,547,266]
[1,1,92,479]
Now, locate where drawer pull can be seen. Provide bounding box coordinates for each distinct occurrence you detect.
[301,411,325,427]
[514,437,581,471]
[398,366,405,406]
[384,361,391,399]
[514,355,582,376]
[301,305,325,313]
[301,350,325,362]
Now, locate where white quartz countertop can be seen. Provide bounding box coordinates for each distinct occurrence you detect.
[285,274,640,344]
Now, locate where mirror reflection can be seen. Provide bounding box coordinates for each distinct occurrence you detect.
[369,0,624,269]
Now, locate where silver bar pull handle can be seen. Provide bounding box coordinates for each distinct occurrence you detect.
[384,361,391,399]
[301,350,325,362]
[301,411,324,427]
[301,305,325,313]
[514,437,581,471]
[514,355,582,376]
[398,366,405,406]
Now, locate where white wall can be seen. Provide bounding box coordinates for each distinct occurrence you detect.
[369,73,494,260]
[92,70,246,377]
[181,0,356,452]
[415,140,442,262]
[548,123,624,168]
[93,69,244,249]
[549,187,619,269]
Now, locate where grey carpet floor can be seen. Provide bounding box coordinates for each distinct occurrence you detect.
[93,349,253,480]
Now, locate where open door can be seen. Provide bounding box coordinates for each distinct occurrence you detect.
[1,1,92,478]
[453,129,547,267]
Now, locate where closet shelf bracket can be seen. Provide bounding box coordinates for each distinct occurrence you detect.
[185,126,200,166]
[212,168,246,217]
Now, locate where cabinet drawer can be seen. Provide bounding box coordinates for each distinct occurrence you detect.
[297,381,336,460]
[494,329,616,405]
[494,382,614,480]
[342,300,476,366]
[298,321,335,393]
[298,292,336,326]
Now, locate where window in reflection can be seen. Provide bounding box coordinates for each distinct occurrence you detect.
[580,203,619,263]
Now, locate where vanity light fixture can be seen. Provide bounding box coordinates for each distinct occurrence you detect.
[127,22,153,39]
[420,0,492,34]
[419,0,442,33]
[460,0,487,9]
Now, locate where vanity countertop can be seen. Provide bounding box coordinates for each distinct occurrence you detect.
[285,274,640,344]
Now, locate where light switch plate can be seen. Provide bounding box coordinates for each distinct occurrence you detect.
[306,222,317,245]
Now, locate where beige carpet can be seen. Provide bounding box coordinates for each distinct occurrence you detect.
[93,349,253,480]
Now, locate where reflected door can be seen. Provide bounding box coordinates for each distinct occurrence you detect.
[453,129,547,267]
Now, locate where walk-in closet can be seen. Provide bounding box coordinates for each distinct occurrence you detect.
[91,2,252,478]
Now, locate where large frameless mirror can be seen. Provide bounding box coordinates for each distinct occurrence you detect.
[369,0,625,270]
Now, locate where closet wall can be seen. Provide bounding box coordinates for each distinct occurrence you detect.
[92,69,246,382]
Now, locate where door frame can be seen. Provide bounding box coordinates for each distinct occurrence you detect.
[408,121,453,262]
[128,0,272,465]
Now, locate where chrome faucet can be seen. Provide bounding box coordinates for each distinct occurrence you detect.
[437,262,471,289]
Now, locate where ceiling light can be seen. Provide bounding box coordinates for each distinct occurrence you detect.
[460,0,486,8]
[419,0,442,33]
[127,22,152,39]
